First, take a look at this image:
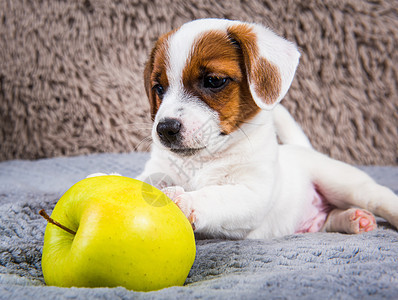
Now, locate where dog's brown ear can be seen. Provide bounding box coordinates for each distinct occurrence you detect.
[227,23,300,110]
[143,45,158,121]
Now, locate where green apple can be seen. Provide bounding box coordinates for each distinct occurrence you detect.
[41,175,196,291]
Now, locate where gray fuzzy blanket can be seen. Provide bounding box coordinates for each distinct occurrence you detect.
[1,153,398,299]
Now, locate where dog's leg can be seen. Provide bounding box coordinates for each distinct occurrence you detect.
[165,184,272,239]
[322,208,377,233]
[292,146,398,230]
[273,105,312,148]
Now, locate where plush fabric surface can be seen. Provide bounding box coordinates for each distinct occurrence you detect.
[1,152,398,299]
[1,0,397,165]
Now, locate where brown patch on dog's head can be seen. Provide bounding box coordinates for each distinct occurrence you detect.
[181,30,262,134]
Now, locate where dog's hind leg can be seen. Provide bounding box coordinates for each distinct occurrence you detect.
[292,146,398,230]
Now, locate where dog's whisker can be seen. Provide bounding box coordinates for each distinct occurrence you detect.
[116,121,153,127]
[129,127,153,130]
[118,124,153,129]
[236,126,253,149]
[239,120,267,126]
[134,136,153,152]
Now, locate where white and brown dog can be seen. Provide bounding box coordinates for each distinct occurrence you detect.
[135,18,398,239]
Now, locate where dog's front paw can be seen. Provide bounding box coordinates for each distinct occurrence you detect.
[163,187,196,230]
[175,193,196,230]
[162,186,185,200]
[174,193,193,218]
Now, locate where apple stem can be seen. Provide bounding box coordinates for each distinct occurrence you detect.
[39,209,77,235]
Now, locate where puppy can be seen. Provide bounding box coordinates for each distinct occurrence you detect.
[137,18,398,239]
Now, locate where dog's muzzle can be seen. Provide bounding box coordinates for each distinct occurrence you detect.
[156,118,205,156]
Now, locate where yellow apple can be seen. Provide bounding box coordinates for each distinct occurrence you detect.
[41,175,196,291]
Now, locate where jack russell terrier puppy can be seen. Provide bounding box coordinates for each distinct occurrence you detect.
[133,18,398,239]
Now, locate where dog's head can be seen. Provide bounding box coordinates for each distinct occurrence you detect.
[144,19,300,156]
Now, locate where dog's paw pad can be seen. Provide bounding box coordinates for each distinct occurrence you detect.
[351,209,377,233]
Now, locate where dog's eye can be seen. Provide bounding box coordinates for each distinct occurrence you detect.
[203,76,229,90]
[153,84,165,99]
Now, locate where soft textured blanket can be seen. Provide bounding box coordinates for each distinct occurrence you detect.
[0,152,397,299]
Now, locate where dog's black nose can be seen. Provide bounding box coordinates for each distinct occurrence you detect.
[156,118,182,145]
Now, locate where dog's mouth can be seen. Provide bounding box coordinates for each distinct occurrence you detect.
[170,147,206,156]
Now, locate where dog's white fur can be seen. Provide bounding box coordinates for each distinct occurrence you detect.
[135,19,398,239]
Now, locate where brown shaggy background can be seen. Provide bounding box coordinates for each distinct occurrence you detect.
[1,0,397,165]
